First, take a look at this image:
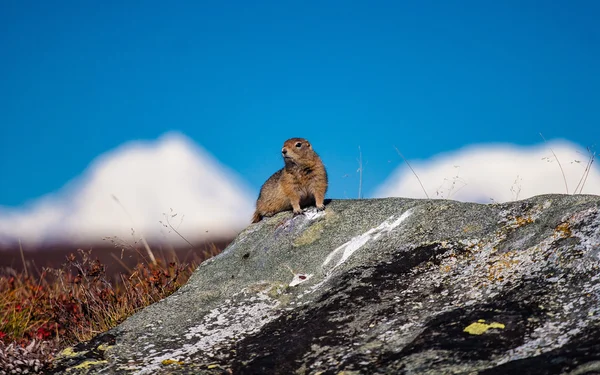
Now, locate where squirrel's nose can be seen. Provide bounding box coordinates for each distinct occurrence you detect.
[282,148,287,155]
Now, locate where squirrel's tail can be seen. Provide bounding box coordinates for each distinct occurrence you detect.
[251,211,262,223]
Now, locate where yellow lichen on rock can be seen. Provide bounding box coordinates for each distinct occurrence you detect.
[73,360,108,369]
[161,359,184,366]
[487,251,521,282]
[515,216,534,227]
[57,346,87,359]
[463,319,506,335]
[555,222,572,239]
[97,343,112,352]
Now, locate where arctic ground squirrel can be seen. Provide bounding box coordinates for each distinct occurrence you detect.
[252,138,328,223]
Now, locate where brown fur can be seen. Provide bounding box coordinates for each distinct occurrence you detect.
[252,138,328,223]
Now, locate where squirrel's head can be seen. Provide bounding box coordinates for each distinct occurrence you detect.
[281,138,315,165]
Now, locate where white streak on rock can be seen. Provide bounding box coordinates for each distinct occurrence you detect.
[303,209,326,221]
[323,209,413,273]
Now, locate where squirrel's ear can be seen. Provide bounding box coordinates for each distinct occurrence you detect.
[307,143,312,148]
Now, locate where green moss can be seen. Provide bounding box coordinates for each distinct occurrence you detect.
[293,210,337,247]
[267,282,287,298]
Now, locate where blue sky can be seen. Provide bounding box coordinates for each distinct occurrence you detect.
[1,0,599,208]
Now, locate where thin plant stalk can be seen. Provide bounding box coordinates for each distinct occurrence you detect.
[19,238,28,278]
[393,146,429,199]
[539,133,569,194]
[574,147,596,195]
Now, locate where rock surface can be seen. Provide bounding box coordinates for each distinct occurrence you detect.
[51,195,600,374]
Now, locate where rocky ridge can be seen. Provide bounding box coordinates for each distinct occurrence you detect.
[51,194,600,374]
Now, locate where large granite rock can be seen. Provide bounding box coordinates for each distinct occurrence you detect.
[52,195,600,374]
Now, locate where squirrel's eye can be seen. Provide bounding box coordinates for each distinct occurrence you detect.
[295,142,302,148]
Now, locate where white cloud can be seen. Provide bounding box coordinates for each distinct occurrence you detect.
[0,133,255,247]
[375,141,600,203]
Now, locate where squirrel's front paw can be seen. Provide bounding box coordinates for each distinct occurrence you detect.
[316,204,325,211]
